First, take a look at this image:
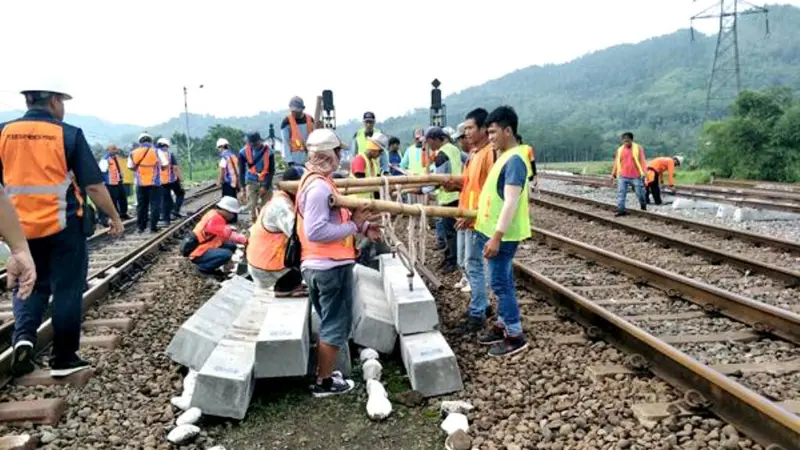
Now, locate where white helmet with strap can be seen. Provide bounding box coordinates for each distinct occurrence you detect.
[307,129,345,152]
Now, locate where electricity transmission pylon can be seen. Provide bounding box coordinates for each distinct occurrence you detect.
[691,0,769,119]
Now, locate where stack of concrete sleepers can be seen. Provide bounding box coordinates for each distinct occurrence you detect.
[378,254,463,397]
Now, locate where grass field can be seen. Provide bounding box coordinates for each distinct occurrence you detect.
[540,160,713,185]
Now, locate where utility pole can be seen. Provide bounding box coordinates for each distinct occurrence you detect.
[691,0,769,119]
[182,84,204,180]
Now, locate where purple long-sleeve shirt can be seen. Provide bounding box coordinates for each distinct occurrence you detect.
[299,178,359,270]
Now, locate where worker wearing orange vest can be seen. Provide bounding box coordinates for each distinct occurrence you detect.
[246,168,305,296]
[156,138,185,224]
[129,132,169,232]
[238,131,275,219]
[298,129,381,397]
[189,197,247,275]
[0,86,123,378]
[646,156,682,205]
[280,96,315,167]
[610,132,647,216]
[98,144,127,227]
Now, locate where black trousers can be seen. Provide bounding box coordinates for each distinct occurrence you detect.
[222,183,238,198]
[275,269,304,293]
[136,185,161,232]
[98,184,125,225]
[646,169,663,205]
[441,200,459,266]
[161,181,186,222]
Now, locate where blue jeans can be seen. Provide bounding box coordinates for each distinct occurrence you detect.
[303,263,354,349]
[466,231,488,319]
[192,242,237,273]
[435,219,446,248]
[456,229,472,271]
[617,177,646,212]
[13,217,87,362]
[472,232,523,336]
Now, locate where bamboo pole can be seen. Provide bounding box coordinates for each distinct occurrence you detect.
[326,183,430,195]
[278,174,464,191]
[329,195,477,219]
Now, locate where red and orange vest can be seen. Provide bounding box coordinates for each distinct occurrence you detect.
[287,114,313,152]
[189,209,227,259]
[244,143,270,183]
[247,191,291,271]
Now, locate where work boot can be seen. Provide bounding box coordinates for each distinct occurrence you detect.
[614,210,627,217]
[640,204,647,211]
[11,340,35,377]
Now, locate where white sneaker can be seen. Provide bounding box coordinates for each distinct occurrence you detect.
[453,275,468,290]
[460,283,472,293]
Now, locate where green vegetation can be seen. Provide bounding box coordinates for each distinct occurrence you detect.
[700,87,800,181]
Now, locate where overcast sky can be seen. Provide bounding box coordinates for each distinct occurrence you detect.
[0,0,792,127]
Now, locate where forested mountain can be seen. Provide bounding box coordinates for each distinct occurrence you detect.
[0,110,140,143]
[3,4,798,163]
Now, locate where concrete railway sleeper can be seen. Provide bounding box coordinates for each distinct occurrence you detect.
[513,232,800,449]
[532,202,800,317]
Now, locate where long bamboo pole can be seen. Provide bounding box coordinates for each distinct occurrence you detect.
[278,174,464,191]
[285,183,430,195]
[329,195,477,219]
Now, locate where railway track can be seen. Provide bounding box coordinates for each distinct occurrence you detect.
[530,196,800,316]
[540,173,800,214]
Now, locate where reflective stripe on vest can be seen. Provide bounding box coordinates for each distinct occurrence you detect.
[288,114,313,152]
[247,191,291,271]
[356,128,381,157]
[297,172,356,261]
[459,143,495,211]
[0,120,84,239]
[245,143,270,182]
[104,153,123,185]
[132,145,161,187]
[348,154,380,199]
[406,145,425,175]
[435,143,463,205]
[474,145,532,242]
[221,151,239,186]
[616,143,645,177]
[189,210,227,259]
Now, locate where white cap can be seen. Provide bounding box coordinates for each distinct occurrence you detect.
[137,132,152,142]
[674,155,685,165]
[307,129,345,153]
[451,122,466,140]
[216,138,230,148]
[216,196,241,214]
[367,132,390,151]
[156,138,170,147]
[442,126,456,138]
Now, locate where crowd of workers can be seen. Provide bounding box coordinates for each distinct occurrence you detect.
[0,88,684,400]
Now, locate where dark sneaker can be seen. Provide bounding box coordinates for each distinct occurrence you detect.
[484,305,494,319]
[435,243,446,251]
[120,214,132,220]
[488,336,529,358]
[11,341,35,377]
[478,326,506,346]
[458,316,485,333]
[614,211,627,217]
[311,376,355,398]
[640,205,647,211]
[50,355,90,378]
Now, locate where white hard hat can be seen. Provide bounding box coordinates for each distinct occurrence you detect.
[216,138,230,148]
[157,138,171,147]
[216,196,241,214]
[307,129,345,153]
[674,155,685,165]
[442,126,456,138]
[138,132,152,142]
[367,132,390,151]
[20,83,72,101]
[452,122,466,140]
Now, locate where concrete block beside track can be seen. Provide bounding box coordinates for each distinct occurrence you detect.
[379,254,438,335]
[400,331,463,398]
[255,297,311,379]
[351,265,397,354]
[191,289,271,419]
[166,276,254,371]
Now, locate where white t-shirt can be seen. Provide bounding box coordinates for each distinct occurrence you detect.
[98,158,109,172]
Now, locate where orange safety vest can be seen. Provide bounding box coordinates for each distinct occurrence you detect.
[287,114,313,152]
[245,143,270,182]
[105,154,123,185]
[459,143,496,211]
[296,172,356,262]
[131,145,161,187]
[247,191,291,271]
[0,120,84,239]
[158,150,173,185]
[189,209,228,259]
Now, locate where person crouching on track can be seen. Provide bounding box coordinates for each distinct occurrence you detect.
[473,106,531,357]
[646,156,682,205]
[246,168,306,297]
[298,129,381,397]
[188,197,248,275]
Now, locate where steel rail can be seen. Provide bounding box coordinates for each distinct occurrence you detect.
[537,189,800,254]
[531,226,800,344]
[675,183,800,202]
[514,261,800,449]
[0,196,219,387]
[0,183,218,286]
[533,196,800,285]
[711,179,800,193]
